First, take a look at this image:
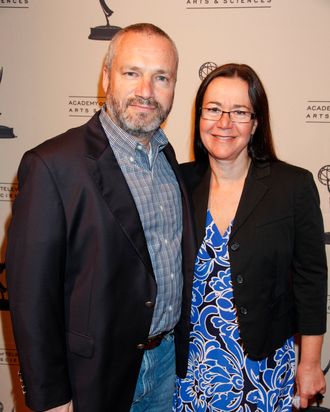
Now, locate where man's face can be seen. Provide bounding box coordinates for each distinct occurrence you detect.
[102,32,178,142]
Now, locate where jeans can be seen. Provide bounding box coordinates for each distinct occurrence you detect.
[130,332,175,412]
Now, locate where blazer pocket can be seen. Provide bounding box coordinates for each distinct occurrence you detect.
[269,292,294,318]
[256,214,293,228]
[67,330,94,358]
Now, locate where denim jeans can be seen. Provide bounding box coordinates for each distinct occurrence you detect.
[130,332,175,412]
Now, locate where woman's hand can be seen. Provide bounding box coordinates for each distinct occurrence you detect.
[295,335,326,409]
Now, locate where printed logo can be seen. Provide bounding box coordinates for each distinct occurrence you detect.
[318,165,330,245]
[89,0,122,40]
[0,348,19,366]
[0,183,18,202]
[0,262,9,311]
[68,96,105,118]
[0,0,29,8]
[306,101,330,123]
[186,0,272,9]
[0,68,16,138]
[199,62,217,80]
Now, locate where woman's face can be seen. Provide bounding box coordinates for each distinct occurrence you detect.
[200,76,258,164]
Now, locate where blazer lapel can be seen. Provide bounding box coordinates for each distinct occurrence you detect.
[84,114,153,273]
[193,168,211,249]
[191,162,270,244]
[230,162,270,238]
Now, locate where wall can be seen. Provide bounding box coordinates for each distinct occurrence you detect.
[0,0,329,410]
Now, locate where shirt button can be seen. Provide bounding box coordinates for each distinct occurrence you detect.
[160,205,164,212]
[145,301,154,308]
[230,242,240,251]
[164,239,168,245]
[137,144,143,150]
[170,273,174,280]
[236,275,244,284]
[129,156,134,163]
[169,305,173,312]
[240,306,248,315]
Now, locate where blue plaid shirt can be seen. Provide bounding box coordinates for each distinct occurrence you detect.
[99,108,183,336]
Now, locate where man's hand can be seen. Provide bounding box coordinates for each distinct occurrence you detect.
[43,400,73,412]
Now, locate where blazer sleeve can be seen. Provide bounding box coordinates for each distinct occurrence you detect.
[292,169,328,335]
[6,151,71,411]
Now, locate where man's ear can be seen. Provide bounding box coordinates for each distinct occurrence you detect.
[102,66,110,94]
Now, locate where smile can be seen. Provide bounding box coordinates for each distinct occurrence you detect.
[212,135,236,140]
[130,104,156,111]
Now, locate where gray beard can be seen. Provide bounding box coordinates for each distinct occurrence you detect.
[106,95,171,139]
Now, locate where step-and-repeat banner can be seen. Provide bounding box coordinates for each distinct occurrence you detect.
[0,1,329,410]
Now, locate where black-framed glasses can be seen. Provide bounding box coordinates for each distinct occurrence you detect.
[201,107,256,123]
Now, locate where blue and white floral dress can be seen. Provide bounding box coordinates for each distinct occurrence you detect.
[174,210,295,412]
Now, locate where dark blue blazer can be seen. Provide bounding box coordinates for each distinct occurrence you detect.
[180,160,327,359]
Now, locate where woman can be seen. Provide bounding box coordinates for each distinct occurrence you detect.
[174,63,327,411]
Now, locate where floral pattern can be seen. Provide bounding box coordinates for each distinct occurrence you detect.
[174,210,295,411]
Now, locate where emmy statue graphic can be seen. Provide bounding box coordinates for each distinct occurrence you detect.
[0,67,15,139]
[318,165,330,244]
[89,0,121,40]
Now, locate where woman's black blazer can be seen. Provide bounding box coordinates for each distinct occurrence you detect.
[180,160,328,359]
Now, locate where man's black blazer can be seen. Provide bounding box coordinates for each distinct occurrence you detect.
[6,113,195,412]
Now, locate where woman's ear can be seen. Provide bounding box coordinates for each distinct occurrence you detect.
[252,119,258,135]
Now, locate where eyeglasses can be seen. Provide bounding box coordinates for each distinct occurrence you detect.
[201,107,256,123]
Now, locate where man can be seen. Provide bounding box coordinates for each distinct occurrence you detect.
[6,23,195,412]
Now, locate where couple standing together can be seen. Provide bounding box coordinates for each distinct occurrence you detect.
[6,23,327,412]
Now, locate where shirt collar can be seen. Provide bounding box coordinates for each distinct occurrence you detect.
[99,105,169,159]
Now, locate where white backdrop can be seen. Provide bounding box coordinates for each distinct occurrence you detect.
[0,1,329,410]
